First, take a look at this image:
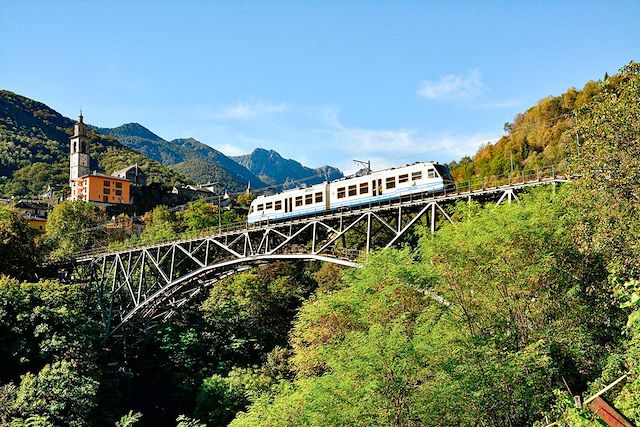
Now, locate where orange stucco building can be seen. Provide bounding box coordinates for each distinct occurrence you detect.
[68,113,133,206]
[71,172,131,205]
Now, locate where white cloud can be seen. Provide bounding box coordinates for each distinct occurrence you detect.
[418,70,484,100]
[205,101,290,120]
[217,143,246,157]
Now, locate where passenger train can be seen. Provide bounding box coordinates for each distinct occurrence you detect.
[247,162,455,224]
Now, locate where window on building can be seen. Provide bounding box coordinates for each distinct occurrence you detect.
[348,185,357,196]
[315,192,323,203]
[386,177,396,189]
[103,181,110,187]
[359,182,369,194]
[257,204,264,211]
[103,196,108,202]
[337,187,346,199]
[115,189,122,196]
[115,182,123,189]
[427,169,436,179]
[295,196,303,207]
[399,174,409,184]
[265,202,273,210]
[275,200,282,210]
[411,171,422,181]
[103,188,110,195]
[305,194,313,205]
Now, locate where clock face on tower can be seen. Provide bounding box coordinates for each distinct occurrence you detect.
[80,154,89,165]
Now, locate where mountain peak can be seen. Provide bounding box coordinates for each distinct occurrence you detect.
[109,123,163,141]
[233,148,342,187]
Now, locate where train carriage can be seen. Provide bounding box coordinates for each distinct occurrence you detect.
[247,182,329,224]
[329,162,454,210]
[247,161,454,224]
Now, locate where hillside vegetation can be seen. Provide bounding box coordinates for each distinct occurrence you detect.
[450,79,602,181]
[0,91,190,197]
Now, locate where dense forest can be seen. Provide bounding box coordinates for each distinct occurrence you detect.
[0,62,639,426]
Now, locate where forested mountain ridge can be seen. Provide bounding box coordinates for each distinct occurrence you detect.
[450,78,603,182]
[232,148,343,188]
[0,91,191,197]
[95,124,265,192]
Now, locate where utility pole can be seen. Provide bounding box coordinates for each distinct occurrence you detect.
[218,191,229,234]
[353,159,372,174]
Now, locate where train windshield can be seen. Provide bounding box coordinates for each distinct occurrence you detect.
[433,164,454,182]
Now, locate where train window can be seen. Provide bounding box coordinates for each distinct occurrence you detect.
[427,169,436,179]
[257,204,263,211]
[249,206,254,214]
[305,194,313,205]
[315,192,323,203]
[386,177,396,189]
[265,202,273,210]
[295,196,303,207]
[348,185,357,196]
[411,171,422,181]
[398,174,409,184]
[337,187,346,199]
[275,201,282,210]
[359,182,369,194]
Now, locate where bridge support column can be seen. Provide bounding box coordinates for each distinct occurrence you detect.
[366,213,372,253]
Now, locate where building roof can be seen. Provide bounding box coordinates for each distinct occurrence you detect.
[112,163,144,176]
[15,200,52,210]
[74,171,131,182]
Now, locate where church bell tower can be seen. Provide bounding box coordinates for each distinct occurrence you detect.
[70,111,90,182]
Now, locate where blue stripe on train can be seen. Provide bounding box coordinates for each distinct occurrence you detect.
[247,181,445,224]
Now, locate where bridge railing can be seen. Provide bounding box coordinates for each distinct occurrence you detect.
[73,164,570,260]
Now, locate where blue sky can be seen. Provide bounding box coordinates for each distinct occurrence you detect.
[1,1,638,173]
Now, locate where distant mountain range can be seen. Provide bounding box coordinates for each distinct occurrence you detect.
[96,124,343,192]
[0,89,343,198]
[94,123,265,192]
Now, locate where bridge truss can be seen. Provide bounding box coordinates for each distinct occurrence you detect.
[71,176,567,340]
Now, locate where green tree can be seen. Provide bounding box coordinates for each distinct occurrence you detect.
[115,411,142,427]
[12,360,100,427]
[44,201,107,261]
[0,205,38,279]
[571,61,640,278]
[175,415,205,427]
[235,192,254,207]
[181,200,219,233]
[0,277,101,385]
[138,205,178,244]
[193,374,246,426]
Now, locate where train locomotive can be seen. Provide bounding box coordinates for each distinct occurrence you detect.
[247,161,455,225]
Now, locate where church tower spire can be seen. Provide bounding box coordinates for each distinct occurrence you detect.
[70,111,90,184]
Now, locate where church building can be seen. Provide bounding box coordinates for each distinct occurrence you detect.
[69,112,132,206]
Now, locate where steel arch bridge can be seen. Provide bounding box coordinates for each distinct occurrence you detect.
[71,176,568,340]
